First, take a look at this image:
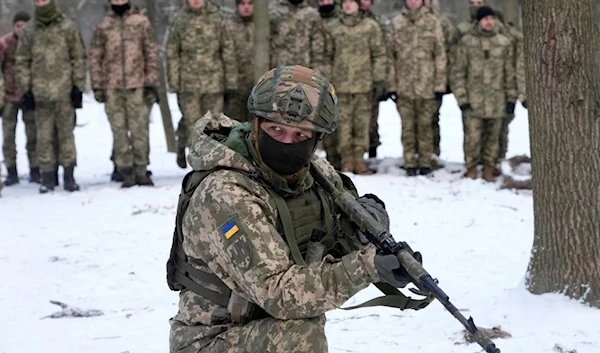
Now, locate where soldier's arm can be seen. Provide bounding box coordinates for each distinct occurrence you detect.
[386,26,397,92]
[68,25,87,91]
[432,21,447,93]
[321,25,334,79]
[142,18,160,88]
[220,21,238,92]
[370,23,387,83]
[310,16,327,76]
[88,26,105,90]
[166,18,181,93]
[504,42,517,103]
[450,41,469,106]
[516,40,526,102]
[183,171,379,321]
[15,28,32,97]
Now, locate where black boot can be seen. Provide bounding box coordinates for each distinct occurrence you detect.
[111,164,123,182]
[39,172,55,194]
[419,167,433,176]
[29,167,41,183]
[135,166,154,186]
[121,167,135,188]
[63,165,80,192]
[54,167,59,186]
[368,147,377,159]
[406,168,419,177]
[4,166,19,186]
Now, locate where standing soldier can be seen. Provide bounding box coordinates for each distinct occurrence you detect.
[328,0,386,175]
[359,0,389,159]
[269,0,326,75]
[89,0,160,188]
[451,6,516,182]
[224,0,254,123]
[387,0,447,177]
[167,0,238,169]
[1,12,38,186]
[16,0,87,194]
[457,0,486,38]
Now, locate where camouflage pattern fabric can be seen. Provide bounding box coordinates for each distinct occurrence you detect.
[2,102,37,169]
[451,26,517,119]
[223,15,254,122]
[432,100,442,156]
[337,93,370,165]
[498,114,514,160]
[0,33,22,102]
[322,128,340,170]
[105,89,150,171]
[387,6,447,100]
[15,14,86,101]
[176,93,224,147]
[397,99,438,169]
[464,113,502,169]
[169,112,379,353]
[166,2,237,94]
[269,0,326,75]
[320,8,340,78]
[35,100,76,172]
[327,15,386,94]
[88,8,159,90]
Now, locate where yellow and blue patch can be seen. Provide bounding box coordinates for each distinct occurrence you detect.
[222,221,239,240]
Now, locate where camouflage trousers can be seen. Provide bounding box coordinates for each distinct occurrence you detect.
[464,115,502,169]
[170,316,327,353]
[2,102,37,169]
[337,93,370,165]
[322,130,340,170]
[177,92,224,147]
[397,98,438,168]
[224,90,251,123]
[432,101,442,156]
[498,114,514,161]
[35,100,76,173]
[369,97,380,149]
[105,89,150,171]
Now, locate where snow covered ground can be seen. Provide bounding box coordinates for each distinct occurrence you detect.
[1,94,599,353]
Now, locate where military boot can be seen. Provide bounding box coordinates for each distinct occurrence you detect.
[63,165,80,192]
[29,167,41,183]
[406,168,419,177]
[419,167,433,176]
[53,167,59,186]
[176,145,187,169]
[111,163,123,182]
[482,166,497,183]
[4,166,19,186]
[341,161,354,173]
[465,167,478,180]
[353,160,373,176]
[39,172,55,194]
[135,166,154,187]
[368,147,377,159]
[120,167,135,188]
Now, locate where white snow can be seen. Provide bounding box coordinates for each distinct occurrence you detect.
[1,94,598,353]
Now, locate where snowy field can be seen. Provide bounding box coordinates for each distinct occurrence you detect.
[1,94,599,353]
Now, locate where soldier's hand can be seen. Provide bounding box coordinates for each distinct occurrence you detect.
[144,86,159,105]
[522,101,527,109]
[374,252,411,288]
[22,91,35,111]
[459,103,471,112]
[387,91,398,103]
[505,102,516,114]
[70,86,83,109]
[434,92,445,102]
[357,193,390,232]
[372,81,387,102]
[94,89,106,103]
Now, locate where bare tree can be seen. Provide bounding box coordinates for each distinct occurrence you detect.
[523,0,600,308]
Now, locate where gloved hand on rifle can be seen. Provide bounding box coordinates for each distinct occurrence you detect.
[340,193,390,245]
[375,250,423,288]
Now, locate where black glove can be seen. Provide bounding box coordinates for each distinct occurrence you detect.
[357,194,389,231]
[434,92,445,102]
[374,253,412,288]
[94,89,106,103]
[387,91,398,103]
[70,86,83,109]
[23,91,35,110]
[459,103,471,112]
[522,101,527,109]
[144,86,159,105]
[372,81,387,102]
[505,102,516,114]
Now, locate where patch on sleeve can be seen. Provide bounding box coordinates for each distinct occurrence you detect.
[222,220,240,239]
[221,218,253,269]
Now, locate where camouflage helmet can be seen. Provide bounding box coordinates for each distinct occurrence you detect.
[247,65,339,136]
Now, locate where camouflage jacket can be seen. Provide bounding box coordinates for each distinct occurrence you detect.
[88,9,159,90]
[429,8,457,52]
[320,7,340,78]
[451,27,517,118]
[387,7,447,100]
[170,112,378,350]
[503,24,526,102]
[15,14,86,101]
[167,2,238,94]
[269,0,326,75]
[361,9,391,40]
[224,15,254,95]
[327,15,387,93]
[0,33,20,102]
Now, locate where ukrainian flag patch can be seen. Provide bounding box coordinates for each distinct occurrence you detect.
[222,220,239,239]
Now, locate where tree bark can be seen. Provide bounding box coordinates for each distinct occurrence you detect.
[523,0,600,307]
[253,0,270,83]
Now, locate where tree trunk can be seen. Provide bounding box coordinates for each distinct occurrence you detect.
[503,0,520,28]
[523,0,600,308]
[253,0,270,83]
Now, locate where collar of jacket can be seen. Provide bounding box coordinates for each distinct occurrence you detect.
[403,5,427,22]
[341,13,362,26]
[35,13,63,28]
[473,25,498,37]
[108,7,139,19]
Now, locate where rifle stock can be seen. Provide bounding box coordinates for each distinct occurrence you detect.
[310,163,501,353]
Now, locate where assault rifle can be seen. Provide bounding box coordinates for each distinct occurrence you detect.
[310,163,501,353]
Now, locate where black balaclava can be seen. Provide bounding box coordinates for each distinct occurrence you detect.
[257,127,318,176]
[111,1,131,16]
[319,4,335,15]
[288,0,304,6]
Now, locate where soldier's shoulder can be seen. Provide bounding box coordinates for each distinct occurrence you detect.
[390,12,408,28]
[325,17,341,29]
[495,33,513,47]
[299,5,320,20]
[362,17,381,32]
[459,33,477,46]
[129,12,152,26]
[457,21,473,33]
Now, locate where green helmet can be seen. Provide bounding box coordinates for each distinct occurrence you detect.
[247,65,339,135]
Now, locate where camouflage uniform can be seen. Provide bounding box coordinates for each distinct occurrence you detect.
[269,0,326,75]
[328,14,386,172]
[168,113,379,353]
[451,26,516,171]
[387,6,447,169]
[89,8,159,179]
[223,14,254,123]
[15,12,86,175]
[1,32,37,172]
[167,2,238,148]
